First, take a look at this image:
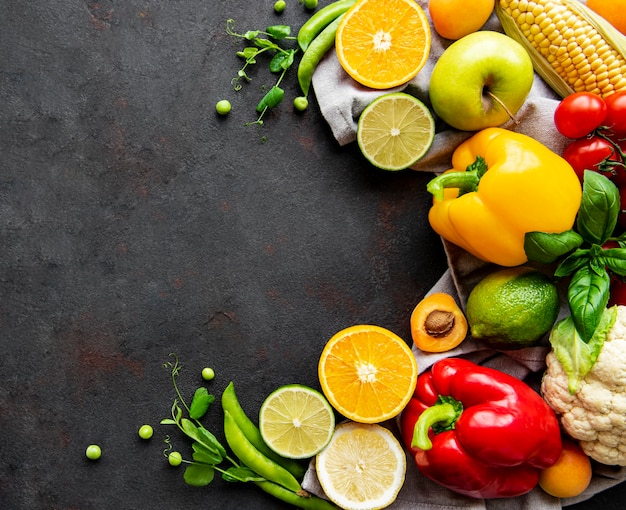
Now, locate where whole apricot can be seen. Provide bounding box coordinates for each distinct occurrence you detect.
[539,439,593,498]
[429,0,495,40]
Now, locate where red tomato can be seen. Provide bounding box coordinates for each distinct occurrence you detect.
[562,135,623,183]
[609,277,626,307]
[554,92,608,139]
[604,91,626,137]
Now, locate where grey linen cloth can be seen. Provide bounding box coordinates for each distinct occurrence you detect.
[302,0,626,508]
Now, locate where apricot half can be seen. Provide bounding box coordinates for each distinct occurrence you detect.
[410,292,468,352]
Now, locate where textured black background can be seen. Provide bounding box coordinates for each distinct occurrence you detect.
[1,1,624,509]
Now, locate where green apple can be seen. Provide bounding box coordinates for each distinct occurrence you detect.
[429,31,534,131]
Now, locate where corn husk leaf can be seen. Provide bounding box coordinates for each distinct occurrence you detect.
[496,0,626,98]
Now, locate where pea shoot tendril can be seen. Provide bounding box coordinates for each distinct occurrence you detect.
[225,19,299,127]
[157,354,339,508]
[160,354,255,485]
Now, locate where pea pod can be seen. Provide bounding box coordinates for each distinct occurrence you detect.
[223,409,303,494]
[297,0,356,51]
[297,15,343,97]
[255,480,339,510]
[221,381,306,480]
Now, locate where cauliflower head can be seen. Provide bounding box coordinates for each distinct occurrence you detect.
[542,305,626,466]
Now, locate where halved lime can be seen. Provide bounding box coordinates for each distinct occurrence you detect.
[357,92,435,171]
[259,384,335,459]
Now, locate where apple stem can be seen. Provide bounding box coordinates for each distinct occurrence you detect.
[486,90,520,126]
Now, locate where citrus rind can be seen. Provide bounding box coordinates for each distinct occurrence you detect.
[318,324,418,424]
[335,0,431,89]
[316,421,406,510]
[259,384,336,459]
[357,92,435,171]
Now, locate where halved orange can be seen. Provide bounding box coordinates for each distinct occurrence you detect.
[335,0,431,89]
[318,324,418,424]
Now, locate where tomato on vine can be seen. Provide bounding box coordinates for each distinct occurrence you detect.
[554,92,607,139]
[562,135,623,183]
[604,91,626,137]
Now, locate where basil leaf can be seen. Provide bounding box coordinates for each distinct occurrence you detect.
[183,464,215,487]
[524,230,583,264]
[567,263,611,341]
[576,170,619,245]
[266,24,291,39]
[550,308,615,394]
[189,387,214,420]
[554,248,591,277]
[256,85,284,112]
[602,247,626,276]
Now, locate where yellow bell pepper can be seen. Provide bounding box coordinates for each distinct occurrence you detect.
[427,127,582,267]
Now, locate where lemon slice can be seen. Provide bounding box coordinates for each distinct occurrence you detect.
[259,384,336,459]
[357,92,435,171]
[316,422,406,510]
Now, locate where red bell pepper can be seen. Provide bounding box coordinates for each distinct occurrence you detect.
[399,358,562,499]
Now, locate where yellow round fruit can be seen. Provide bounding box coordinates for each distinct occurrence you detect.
[587,0,626,35]
[429,0,495,40]
[539,439,593,498]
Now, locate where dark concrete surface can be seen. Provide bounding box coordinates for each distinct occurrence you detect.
[1,1,624,509]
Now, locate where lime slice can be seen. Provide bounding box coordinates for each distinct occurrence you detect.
[357,92,435,171]
[259,384,336,459]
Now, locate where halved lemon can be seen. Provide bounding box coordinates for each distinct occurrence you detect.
[318,324,418,423]
[357,93,435,171]
[316,421,406,510]
[259,384,335,459]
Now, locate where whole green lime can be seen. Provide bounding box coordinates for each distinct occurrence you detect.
[465,266,560,350]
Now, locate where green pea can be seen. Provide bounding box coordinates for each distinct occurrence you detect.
[168,451,183,466]
[274,0,286,12]
[294,96,309,112]
[201,367,215,381]
[85,444,102,460]
[215,99,232,115]
[138,424,153,440]
[303,0,318,9]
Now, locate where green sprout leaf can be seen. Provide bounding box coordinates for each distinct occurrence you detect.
[256,86,285,113]
[184,464,216,487]
[189,387,214,420]
[266,24,292,39]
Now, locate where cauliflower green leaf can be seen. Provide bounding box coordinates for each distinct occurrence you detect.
[550,307,617,394]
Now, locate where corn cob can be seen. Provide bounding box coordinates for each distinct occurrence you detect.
[496,0,626,98]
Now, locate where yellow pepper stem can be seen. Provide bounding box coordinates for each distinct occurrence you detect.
[427,156,488,201]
